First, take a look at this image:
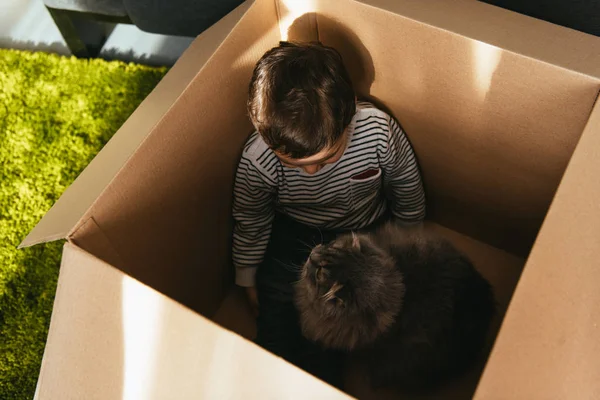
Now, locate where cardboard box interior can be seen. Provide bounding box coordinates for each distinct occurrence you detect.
[23,0,600,399]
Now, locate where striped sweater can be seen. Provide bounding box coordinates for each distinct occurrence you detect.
[232,102,426,287]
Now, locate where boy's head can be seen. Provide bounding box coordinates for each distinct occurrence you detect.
[248,41,356,172]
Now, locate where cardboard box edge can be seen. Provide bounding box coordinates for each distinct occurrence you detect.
[474,94,600,398]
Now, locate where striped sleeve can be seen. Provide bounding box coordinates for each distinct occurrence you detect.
[232,150,276,287]
[379,116,426,223]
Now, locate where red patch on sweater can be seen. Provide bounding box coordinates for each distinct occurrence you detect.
[351,168,380,180]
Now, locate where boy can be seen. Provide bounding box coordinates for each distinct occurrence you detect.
[232,42,425,387]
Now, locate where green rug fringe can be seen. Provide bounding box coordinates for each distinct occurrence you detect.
[0,49,167,399]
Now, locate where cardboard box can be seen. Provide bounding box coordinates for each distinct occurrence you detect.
[22,0,600,398]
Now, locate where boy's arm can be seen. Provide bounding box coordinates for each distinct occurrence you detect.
[379,116,426,223]
[232,153,276,288]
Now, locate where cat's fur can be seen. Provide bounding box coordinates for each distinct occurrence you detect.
[294,223,496,390]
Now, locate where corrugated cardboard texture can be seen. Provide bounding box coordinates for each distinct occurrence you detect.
[356,0,600,79]
[475,101,600,399]
[315,0,600,256]
[71,0,281,317]
[19,0,255,249]
[275,0,319,41]
[37,243,351,400]
[71,217,126,268]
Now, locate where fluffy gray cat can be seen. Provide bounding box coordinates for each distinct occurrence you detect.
[294,223,496,390]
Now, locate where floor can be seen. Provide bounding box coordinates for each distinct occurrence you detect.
[0,0,193,66]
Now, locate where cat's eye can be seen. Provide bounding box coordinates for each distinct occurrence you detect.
[316,267,325,282]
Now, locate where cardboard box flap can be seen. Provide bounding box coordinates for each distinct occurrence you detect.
[37,242,351,399]
[316,0,600,256]
[18,0,254,249]
[474,100,600,399]
[356,0,600,79]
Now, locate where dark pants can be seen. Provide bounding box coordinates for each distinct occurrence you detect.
[254,212,389,389]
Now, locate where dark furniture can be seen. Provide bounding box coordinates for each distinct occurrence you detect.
[47,0,600,58]
[480,0,600,37]
[45,0,245,58]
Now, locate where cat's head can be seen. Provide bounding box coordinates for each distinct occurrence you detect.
[295,231,405,350]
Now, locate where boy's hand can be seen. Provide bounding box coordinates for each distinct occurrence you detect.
[245,286,259,317]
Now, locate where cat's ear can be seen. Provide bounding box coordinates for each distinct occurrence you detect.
[351,232,361,250]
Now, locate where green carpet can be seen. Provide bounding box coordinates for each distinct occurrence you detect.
[0,49,167,399]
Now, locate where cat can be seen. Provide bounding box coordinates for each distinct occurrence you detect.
[294,222,496,390]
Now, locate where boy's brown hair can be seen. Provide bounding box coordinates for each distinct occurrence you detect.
[248,41,356,159]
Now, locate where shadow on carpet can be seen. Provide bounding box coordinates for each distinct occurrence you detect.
[0,49,167,399]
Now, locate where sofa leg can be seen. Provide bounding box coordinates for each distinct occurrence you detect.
[46,7,92,58]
